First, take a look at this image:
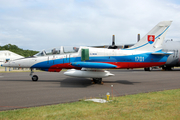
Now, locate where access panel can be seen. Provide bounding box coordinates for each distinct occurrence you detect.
[81,49,89,61]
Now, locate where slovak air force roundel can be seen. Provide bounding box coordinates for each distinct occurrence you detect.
[147,35,155,44]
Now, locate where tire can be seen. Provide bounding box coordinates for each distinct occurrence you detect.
[144,67,151,71]
[93,78,102,84]
[32,75,38,81]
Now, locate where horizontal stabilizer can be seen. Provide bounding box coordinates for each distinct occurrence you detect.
[151,51,173,55]
[71,62,117,68]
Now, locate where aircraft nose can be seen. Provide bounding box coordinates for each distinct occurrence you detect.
[1,63,6,67]
[1,63,5,67]
[1,62,10,67]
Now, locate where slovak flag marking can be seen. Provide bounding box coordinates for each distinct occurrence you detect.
[147,35,155,44]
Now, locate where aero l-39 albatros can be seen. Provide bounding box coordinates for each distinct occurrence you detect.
[1,21,172,84]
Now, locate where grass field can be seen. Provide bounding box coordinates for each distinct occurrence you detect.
[0,89,180,120]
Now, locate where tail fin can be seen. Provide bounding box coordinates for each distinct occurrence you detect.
[128,21,172,51]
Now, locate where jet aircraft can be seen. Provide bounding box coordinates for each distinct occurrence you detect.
[1,21,173,84]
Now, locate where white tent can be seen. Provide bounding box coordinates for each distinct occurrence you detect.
[0,50,24,65]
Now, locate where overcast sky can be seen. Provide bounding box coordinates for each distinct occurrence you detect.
[0,0,180,51]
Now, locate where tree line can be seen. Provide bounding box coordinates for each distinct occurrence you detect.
[0,44,39,57]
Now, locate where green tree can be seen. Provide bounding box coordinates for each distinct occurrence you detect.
[0,44,39,57]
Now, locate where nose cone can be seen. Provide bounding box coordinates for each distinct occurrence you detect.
[1,62,10,67]
[1,61,19,67]
[1,58,32,68]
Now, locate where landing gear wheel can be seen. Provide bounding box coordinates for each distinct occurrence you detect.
[144,67,151,71]
[93,78,102,84]
[32,75,38,81]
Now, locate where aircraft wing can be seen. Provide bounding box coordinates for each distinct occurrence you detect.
[70,62,117,69]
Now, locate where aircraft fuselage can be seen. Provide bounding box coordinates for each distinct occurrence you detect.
[3,47,169,72]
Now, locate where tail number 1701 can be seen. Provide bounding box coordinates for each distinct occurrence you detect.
[135,56,144,62]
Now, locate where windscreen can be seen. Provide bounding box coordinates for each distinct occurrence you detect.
[34,46,79,56]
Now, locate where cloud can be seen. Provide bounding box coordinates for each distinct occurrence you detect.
[0,0,180,50]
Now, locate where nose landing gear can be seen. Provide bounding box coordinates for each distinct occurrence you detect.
[30,68,39,81]
[32,75,38,81]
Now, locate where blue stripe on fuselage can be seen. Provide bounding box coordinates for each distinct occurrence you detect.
[31,57,81,68]
[31,53,169,69]
[88,53,168,63]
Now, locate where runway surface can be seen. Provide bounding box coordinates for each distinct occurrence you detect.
[0,69,180,111]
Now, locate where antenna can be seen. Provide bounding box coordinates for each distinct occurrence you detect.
[108,35,117,49]
[137,34,140,42]
[112,35,115,46]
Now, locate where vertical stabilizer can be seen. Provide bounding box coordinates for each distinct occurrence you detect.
[128,21,172,51]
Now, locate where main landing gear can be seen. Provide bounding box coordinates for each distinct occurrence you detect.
[30,68,38,81]
[92,78,103,84]
[144,67,152,71]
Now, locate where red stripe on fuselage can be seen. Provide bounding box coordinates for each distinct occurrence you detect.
[110,62,166,68]
[48,68,62,72]
[48,63,80,72]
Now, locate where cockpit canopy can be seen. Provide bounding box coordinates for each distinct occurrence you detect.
[34,46,79,56]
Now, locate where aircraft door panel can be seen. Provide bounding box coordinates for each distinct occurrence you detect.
[64,54,70,63]
[47,57,49,64]
[47,56,55,65]
[48,56,53,65]
[53,56,55,64]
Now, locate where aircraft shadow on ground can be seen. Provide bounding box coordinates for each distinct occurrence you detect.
[59,78,92,88]
[60,78,141,88]
[103,80,140,85]
[0,78,141,88]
